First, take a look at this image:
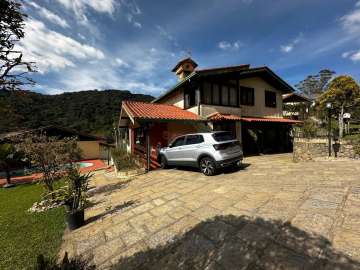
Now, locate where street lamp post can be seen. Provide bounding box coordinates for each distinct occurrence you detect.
[326,102,332,157]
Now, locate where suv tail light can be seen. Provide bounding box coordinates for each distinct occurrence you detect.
[213,141,241,151]
[213,144,228,151]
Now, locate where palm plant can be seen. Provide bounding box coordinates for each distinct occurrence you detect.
[65,167,92,213]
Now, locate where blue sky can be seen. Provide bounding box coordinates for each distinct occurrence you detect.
[20,0,360,97]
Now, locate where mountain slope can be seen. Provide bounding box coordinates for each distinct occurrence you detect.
[0,90,154,137]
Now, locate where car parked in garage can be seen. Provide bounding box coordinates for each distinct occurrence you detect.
[158,131,243,176]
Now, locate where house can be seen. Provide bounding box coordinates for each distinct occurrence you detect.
[282,92,312,120]
[118,58,302,169]
[0,125,109,160]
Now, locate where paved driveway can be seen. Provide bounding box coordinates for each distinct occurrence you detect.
[61,154,360,269]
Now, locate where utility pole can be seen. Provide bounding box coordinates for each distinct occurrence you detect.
[326,102,332,157]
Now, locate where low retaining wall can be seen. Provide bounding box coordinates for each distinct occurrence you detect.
[293,138,359,162]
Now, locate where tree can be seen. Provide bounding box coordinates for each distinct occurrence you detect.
[21,134,81,192]
[0,143,23,186]
[317,75,360,138]
[295,69,335,99]
[0,0,36,90]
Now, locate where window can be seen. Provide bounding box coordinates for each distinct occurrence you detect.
[212,132,236,142]
[265,90,277,108]
[203,82,212,104]
[213,84,220,105]
[240,86,254,106]
[134,127,145,145]
[185,135,204,145]
[171,136,185,147]
[229,86,238,107]
[221,85,229,106]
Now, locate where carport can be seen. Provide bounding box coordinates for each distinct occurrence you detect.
[241,117,302,155]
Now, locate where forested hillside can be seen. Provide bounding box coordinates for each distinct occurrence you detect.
[0,90,154,137]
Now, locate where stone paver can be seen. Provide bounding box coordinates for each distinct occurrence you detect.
[61,154,360,269]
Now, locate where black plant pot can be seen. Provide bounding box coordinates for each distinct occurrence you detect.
[66,209,85,230]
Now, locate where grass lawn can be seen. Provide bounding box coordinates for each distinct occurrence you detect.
[0,183,66,270]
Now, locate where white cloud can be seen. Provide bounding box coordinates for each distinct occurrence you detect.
[341,52,352,58]
[218,40,242,51]
[341,3,360,33]
[133,21,142,28]
[27,1,69,28]
[54,0,117,25]
[58,66,163,94]
[340,2,360,63]
[350,50,360,61]
[54,0,143,29]
[18,19,105,73]
[126,14,142,28]
[280,33,303,53]
[342,49,360,62]
[156,25,179,47]
[55,0,116,14]
[280,45,293,53]
[114,58,129,67]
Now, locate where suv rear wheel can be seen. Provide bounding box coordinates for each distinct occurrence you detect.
[199,157,216,176]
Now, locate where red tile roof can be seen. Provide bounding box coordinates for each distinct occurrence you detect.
[122,101,201,121]
[207,112,242,121]
[241,117,303,124]
[207,112,302,124]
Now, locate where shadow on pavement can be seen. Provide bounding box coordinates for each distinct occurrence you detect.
[86,200,137,224]
[111,215,360,270]
[170,163,251,175]
[88,180,132,197]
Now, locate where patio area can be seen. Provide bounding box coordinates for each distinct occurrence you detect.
[61,154,360,269]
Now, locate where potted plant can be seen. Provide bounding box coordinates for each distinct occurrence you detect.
[64,167,92,230]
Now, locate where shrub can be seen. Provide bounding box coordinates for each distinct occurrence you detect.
[21,134,81,192]
[301,119,319,138]
[111,148,139,171]
[348,135,360,156]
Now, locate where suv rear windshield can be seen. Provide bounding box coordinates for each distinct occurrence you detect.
[212,132,235,142]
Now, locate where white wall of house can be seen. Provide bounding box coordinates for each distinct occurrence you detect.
[160,88,184,109]
[239,77,283,118]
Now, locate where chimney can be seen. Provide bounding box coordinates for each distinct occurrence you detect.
[171,57,198,81]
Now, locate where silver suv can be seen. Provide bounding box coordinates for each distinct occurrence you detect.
[158,131,243,176]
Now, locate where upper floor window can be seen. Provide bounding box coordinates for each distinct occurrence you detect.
[221,85,229,106]
[229,86,238,107]
[212,84,220,105]
[265,90,277,108]
[240,86,254,106]
[201,81,238,107]
[203,82,212,104]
